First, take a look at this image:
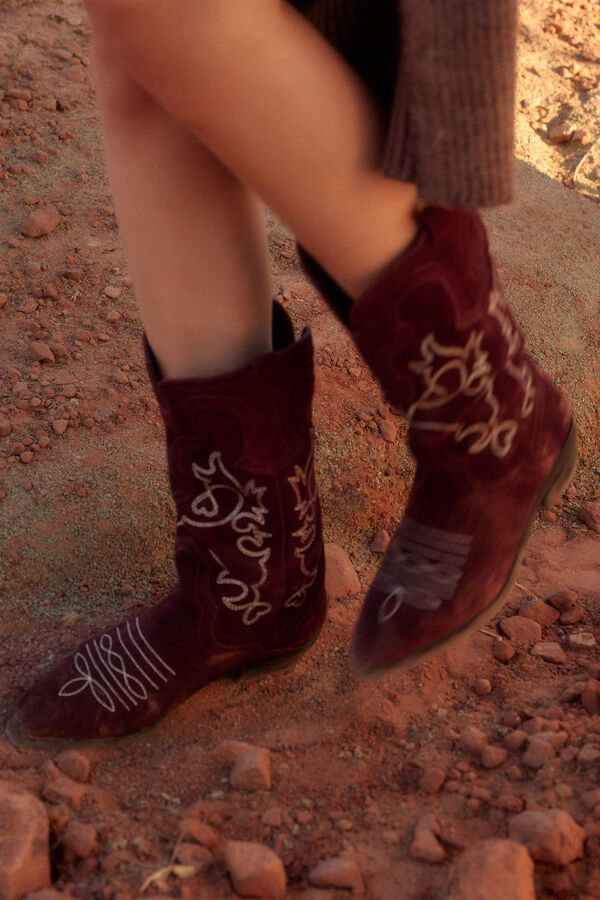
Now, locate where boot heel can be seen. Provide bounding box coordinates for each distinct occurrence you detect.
[540,420,578,510]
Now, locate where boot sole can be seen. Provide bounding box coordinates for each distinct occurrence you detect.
[3,632,322,751]
[353,418,578,679]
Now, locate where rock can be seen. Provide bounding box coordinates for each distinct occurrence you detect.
[230,748,271,792]
[0,785,51,900]
[55,750,90,783]
[547,123,574,143]
[493,639,515,662]
[0,293,8,309]
[212,740,256,764]
[574,142,600,200]
[504,730,528,752]
[308,856,364,890]
[508,809,586,866]
[29,341,55,364]
[522,737,555,769]
[369,530,391,553]
[409,829,446,863]
[546,589,578,611]
[475,678,492,696]
[181,818,219,849]
[415,813,441,836]
[519,598,560,627]
[419,766,446,794]
[560,604,585,625]
[499,617,542,645]
[577,745,600,766]
[175,843,213,868]
[51,419,69,435]
[379,420,397,442]
[21,204,61,238]
[481,745,508,769]
[103,285,122,299]
[62,821,96,862]
[0,415,10,438]
[460,724,487,755]
[42,776,85,810]
[581,680,600,715]
[443,839,535,900]
[324,543,360,598]
[530,642,567,664]
[580,502,600,534]
[568,632,596,650]
[224,841,286,900]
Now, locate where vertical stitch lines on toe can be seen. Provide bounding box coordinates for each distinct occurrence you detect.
[57,618,175,714]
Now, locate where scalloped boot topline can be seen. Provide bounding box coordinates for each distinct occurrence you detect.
[7,303,326,745]
[298,206,576,675]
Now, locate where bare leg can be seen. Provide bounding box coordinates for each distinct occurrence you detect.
[92,43,273,379]
[84,0,419,303]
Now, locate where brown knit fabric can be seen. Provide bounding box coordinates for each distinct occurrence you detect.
[292,0,518,208]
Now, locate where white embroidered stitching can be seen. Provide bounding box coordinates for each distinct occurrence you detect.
[376,517,472,624]
[285,443,319,607]
[57,617,175,713]
[403,286,536,458]
[178,450,273,624]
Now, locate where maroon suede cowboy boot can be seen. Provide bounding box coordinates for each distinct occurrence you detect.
[298,207,576,674]
[6,303,326,744]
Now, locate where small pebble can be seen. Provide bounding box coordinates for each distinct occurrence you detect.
[530,642,567,664]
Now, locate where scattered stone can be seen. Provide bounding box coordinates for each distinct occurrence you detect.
[568,632,596,650]
[42,776,85,810]
[475,678,492,696]
[0,785,51,900]
[369,530,391,553]
[212,740,256,764]
[574,142,600,199]
[460,724,487,755]
[175,843,213,868]
[21,205,61,238]
[308,856,364,891]
[62,821,96,862]
[493,639,515,662]
[580,502,600,534]
[481,745,508,769]
[419,766,446,794]
[181,818,219,849]
[560,604,585,625]
[500,617,542,645]
[519,598,560,627]
[261,807,283,827]
[29,341,55,364]
[55,750,91,783]
[103,285,122,299]
[547,123,574,143]
[522,737,555,769]
[409,829,446,864]
[508,809,586,866]
[51,419,69,435]
[415,813,441,836]
[546,589,578,611]
[0,293,7,309]
[379,420,397,442]
[324,543,360,598]
[530,642,566,664]
[578,745,600,766]
[581,680,600,715]
[504,730,528,752]
[224,841,286,900]
[443,839,535,900]
[230,748,271,792]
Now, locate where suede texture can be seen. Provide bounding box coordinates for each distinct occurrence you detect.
[298,207,574,672]
[7,304,326,742]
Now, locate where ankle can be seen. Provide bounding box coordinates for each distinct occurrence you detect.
[150,326,273,381]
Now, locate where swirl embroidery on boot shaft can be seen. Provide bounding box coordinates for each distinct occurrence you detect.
[404,286,536,458]
[376,518,472,624]
[178,450,273,624]
[57,618,175,713]
[285,443,319,608]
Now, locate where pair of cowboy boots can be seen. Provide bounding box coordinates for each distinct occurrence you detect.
[7,207,575,745]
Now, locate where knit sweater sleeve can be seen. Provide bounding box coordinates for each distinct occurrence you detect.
[384,0,518,207]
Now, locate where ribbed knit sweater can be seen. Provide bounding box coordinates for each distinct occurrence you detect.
[294,0,518,208]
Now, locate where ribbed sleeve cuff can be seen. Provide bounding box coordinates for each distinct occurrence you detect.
[384,0,518,208]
